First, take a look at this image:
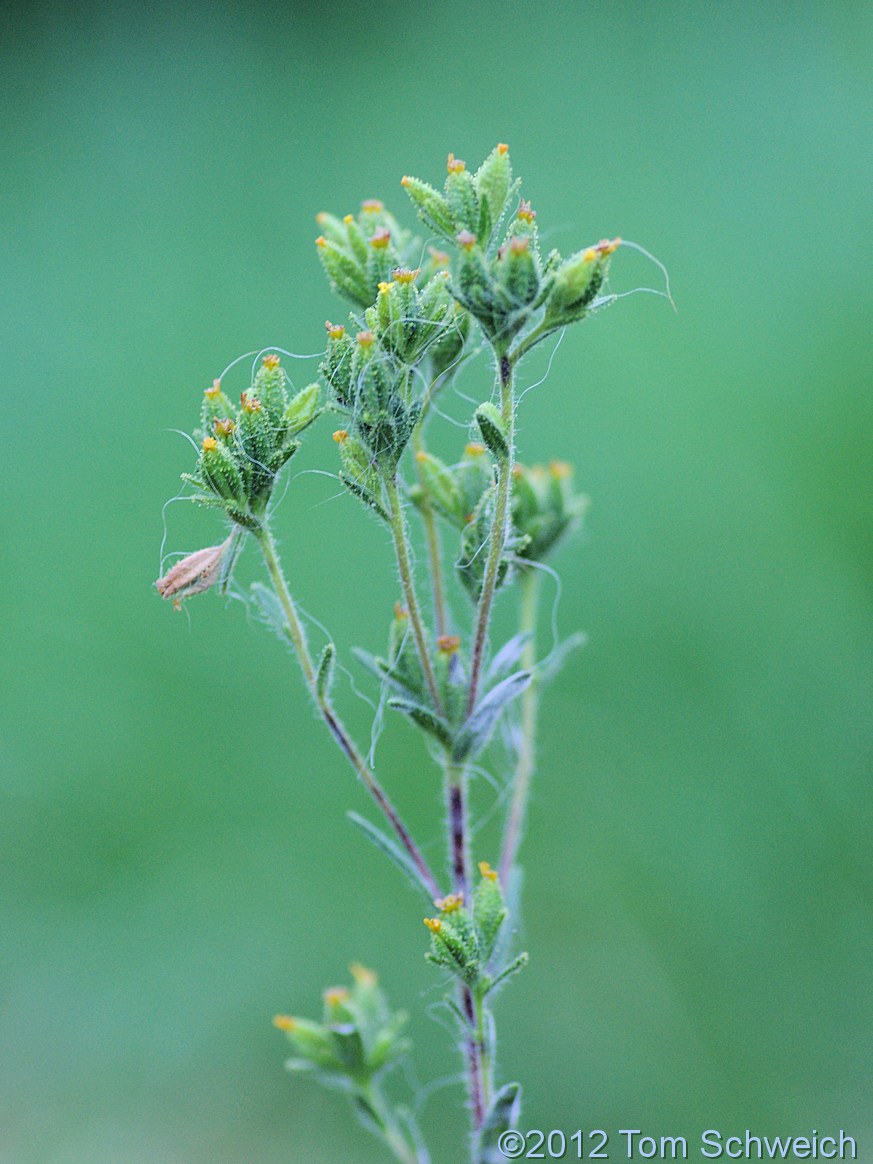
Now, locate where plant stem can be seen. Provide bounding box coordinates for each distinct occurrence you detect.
[256,523,440,899]
[461,984,486,1131]
[466,354,515,715]
[361,1080,426,1164]
[510,319,557,365]
[499,567,539,883]
[473,987,493,1110]
[413,430,448,638]
[384,475,444,715]
[444,759,470,896]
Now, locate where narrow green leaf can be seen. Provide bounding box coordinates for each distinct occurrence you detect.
[250,582,290,640]
[347,812,434,902]
[538,631,587,685]
[485,951,529,996]
[387,696,454,750]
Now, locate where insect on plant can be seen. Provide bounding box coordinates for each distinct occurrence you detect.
[157,144,645,1163]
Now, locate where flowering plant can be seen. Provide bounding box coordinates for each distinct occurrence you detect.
[157,145,629,1162]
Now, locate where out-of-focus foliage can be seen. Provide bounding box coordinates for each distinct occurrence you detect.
[2,2,871,1160]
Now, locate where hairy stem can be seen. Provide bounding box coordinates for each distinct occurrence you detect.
[361,1080,426,1164]
[256,523,440,899]
[385,476,444,715]
[413,431,448,638]
[466,354,516,715]
[461,984,486,1131]
[444,759,470,896]
[473,987,493,1111]
[499,568,539,883]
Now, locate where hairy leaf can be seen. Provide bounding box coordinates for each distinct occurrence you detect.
[452,671,531,762]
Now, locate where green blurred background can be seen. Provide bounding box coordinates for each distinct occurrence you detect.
[3,2,872,1160]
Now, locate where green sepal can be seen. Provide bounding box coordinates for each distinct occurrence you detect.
[456,243,497,333]
[425,908,481,985]
[496,237,540,309]
[456,485,504,601]
[428,300,470,380]
[199,438,246,504]
[223,506,262,532]
[472,871,507,960]
[253,360,288,423]
[316,236,370,307]
[316,643,335,700]
[474,402,509,460]
[445,166,479,234]
[279,1017,340,1072]
[366,238,395,294]
[198,385,235,437]
[456,444,494,520]
[270,438,300,473]
[474,145,513,243]
[336,434,382,497]
[314,211,348,246]
[237,398,276,504]
[542,246,611,328]
[285,382,321,435]
[345,216,369,264]
[329,1025,367,1078]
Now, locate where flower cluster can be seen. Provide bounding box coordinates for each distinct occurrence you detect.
[182,355,320,528]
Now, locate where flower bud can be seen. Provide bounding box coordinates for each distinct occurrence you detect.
[253,354,288,423]
[423,902,481,985]
[199,435,246,504]
[274,964,410,1091]
[401,174,455,238]
[445,156,480,235]
[543,238,620,328]
[472,861,507,960]
[474,143,513,241]
[415,449,463,524]
[314,210,348,246]
[199,379,234,437]
[456,441,494,518]
[495,235,540,308]
[315,234,370,307]
[511,461,589,563]
[320,322,354,408]
[237,393,276,506]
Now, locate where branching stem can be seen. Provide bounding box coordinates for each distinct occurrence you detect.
[256,523,440,900]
